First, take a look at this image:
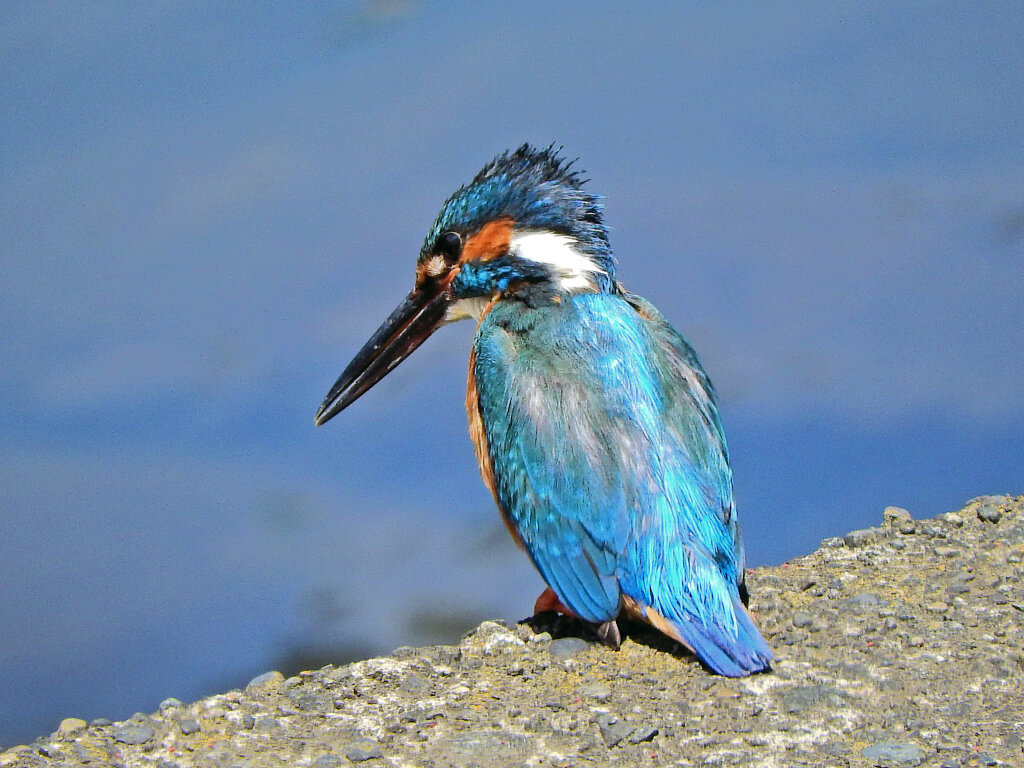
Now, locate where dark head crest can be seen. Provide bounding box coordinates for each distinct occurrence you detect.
[421,144,615,278]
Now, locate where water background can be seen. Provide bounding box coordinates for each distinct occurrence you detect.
[2,2,1022,746]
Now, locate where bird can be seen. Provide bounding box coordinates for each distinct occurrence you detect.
[315,144,772,676]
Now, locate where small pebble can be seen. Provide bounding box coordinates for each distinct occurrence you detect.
[978,505,1002,523]
[937,512,964,527]
[594,712,633,748]
[111,724,155,745]
[548,637,592,659]
[627,725,659,743]
[884,506,912,524]
[780,684,847,714]
[158,697,184,712]
[57,718,86,736]
[579,683,612,702]
[253,716,279,732]
[344,739,383,762]
[849,591,886,607]
[246,671,285,691]
[861,740,925,766]
[843,528,879,547]
[792,611,814,628]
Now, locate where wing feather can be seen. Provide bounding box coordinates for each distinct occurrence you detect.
[470,292,771,674]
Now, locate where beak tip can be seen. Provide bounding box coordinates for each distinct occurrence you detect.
[314,283,450,431]
[314,403,335,427]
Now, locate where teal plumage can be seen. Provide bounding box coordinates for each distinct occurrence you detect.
[316,145,772,676]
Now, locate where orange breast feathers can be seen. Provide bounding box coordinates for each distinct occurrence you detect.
[465,305,525,551]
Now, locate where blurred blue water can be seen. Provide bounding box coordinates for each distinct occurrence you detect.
[2,1,1022,747]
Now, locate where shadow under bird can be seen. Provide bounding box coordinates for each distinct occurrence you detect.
[316,145,772,676]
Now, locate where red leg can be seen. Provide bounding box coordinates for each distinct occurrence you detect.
[534,586,577,617]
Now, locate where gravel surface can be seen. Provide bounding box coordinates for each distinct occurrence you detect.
[4,495,1023,767]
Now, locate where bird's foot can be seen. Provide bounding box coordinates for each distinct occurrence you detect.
[534,588,621,650]
[595,619,621,650]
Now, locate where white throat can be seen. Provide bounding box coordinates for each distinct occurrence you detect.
[510,230,605,292]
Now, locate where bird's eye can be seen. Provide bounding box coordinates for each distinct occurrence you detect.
[438,231,463,261]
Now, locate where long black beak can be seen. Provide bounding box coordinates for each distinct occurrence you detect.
[315,280,453,426]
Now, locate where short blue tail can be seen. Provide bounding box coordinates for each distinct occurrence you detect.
[668,596,773,677]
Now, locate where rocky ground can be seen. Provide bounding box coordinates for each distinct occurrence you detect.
[4,495,1023,768]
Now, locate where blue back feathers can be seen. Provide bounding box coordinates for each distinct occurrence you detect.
[470,286,772,676]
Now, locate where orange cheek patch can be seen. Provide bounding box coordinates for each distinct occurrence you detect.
[462,217,514,262]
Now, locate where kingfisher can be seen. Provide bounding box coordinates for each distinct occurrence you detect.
[315,145,772,676]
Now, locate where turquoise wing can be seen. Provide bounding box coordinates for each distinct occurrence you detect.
[471,291,771,675]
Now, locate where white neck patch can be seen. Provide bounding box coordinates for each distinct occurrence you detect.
[510,230,605,292]
[444,296,491,324]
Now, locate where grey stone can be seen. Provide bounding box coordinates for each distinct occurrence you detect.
[287,691,332,712]
[112,724,155,745]
[792,611,814,628]
[312,756,343,768]
[779,684,848,714]
[74,740,118,764]
[246,670,284,691]
[883,506,912,525]
[441,731,533,756]
[253,716,279,733]
[548,637,592,659]
[57,718,86,736]
[628,725,659,743]
[844,527,881,547]
[178,718,200,735]
[579,683,612,702]
[978,504,1003,523]
[937,512,964,527]
[594,712,633,747]
[849,591,886,607]
[343,739,383,762]
[158,697,184,712]
[861,741,925,766]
